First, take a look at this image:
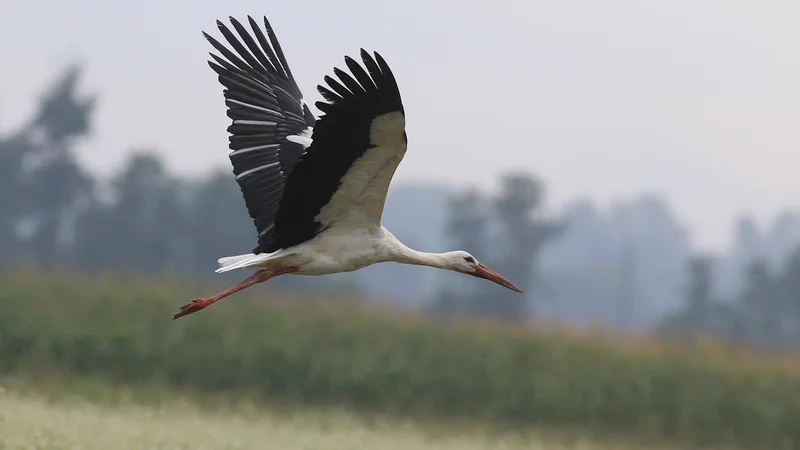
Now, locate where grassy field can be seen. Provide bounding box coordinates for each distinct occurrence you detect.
[2,269,799,448]
[0,386,724,450]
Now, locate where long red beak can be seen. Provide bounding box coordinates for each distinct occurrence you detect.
[471,263,523,293]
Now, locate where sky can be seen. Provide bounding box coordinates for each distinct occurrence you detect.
[2,0,800,252]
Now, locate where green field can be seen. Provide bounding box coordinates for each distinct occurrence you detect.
[1,269,799,449]
[0,386,713,450]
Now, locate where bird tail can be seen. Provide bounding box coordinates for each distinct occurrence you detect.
[216,253,271,273]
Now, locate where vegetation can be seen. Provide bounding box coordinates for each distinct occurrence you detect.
[8,64,800,344]
[1,270,798,449]
[1,385,706,450]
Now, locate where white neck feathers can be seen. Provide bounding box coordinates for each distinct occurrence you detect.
[380,228,455,270]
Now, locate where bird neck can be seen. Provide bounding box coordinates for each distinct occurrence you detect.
[382,229,453,270]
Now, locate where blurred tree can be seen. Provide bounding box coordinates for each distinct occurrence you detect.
[182,170,253,275]
[659,255,716,339]
[776,246,800,349]
[1,64,95,266]
[30,65,95,143]
[427,189,491,318]
[429,173,563,323]
[25,151,94,265]
[734,216,763,262]
[615,243,637,328]
[0,135,33,261]
[0,64,348,297]
[733,260,779,347]
[686,255,714,323]
[491,173,564,321]
[73,152,186,274]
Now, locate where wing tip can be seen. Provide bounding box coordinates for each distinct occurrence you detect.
[262,15,275,32]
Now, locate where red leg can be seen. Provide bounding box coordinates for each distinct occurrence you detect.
[173,267,299,320]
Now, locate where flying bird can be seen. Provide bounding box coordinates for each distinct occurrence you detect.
[173,15,522,320]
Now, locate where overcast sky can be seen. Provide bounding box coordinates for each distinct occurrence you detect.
[3,0,800,252]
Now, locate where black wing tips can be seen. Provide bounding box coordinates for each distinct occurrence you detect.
[259,15,299,91]
[205,16,403,119]
[203,15,315,253]
[204,15,317,149]
[315,49,405,116]
[202,16,306,106]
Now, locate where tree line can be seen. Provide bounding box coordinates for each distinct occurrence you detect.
[661,251,800,352]
[0,66,561,300]
[0,66,319,291]
[5,65,800,354]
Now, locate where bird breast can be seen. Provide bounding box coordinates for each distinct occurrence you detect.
[293,226,388,275]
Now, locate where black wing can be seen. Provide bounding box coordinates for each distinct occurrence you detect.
[205,16,315,253]
[273,50,406,251]
[207,16,405,254]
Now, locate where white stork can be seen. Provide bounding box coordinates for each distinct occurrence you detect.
[173,15,522,320]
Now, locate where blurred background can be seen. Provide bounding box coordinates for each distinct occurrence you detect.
[2,1,800,449]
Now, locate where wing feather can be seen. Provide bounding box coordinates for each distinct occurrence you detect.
[274,50,407,242]
[204,16,315,253]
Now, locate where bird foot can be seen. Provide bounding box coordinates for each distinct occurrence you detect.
[173,298,212,320]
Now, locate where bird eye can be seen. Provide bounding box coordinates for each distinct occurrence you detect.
[463,256,475,264]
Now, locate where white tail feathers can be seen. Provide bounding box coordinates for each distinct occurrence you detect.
[216,253,271,273]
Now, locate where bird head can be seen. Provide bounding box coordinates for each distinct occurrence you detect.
[446,251,523,294]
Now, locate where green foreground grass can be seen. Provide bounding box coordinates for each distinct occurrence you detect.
[0,380,727,450]
[1,269,800,448]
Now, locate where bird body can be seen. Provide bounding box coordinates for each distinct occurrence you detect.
[173,15,521,320]
[217,226,387,276]
[216,226,480,277]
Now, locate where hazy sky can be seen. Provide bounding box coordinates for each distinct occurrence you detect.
[3,1,800,251]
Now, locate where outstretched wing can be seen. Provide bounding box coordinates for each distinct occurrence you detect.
[207,16,407,255]
[274,50,407,246]
[204,16,315,253]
